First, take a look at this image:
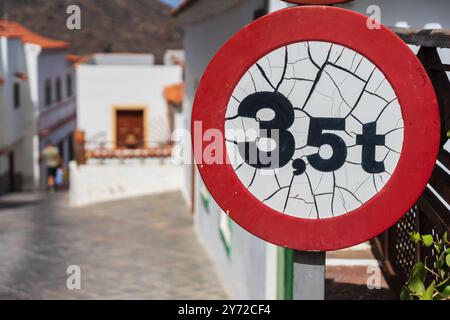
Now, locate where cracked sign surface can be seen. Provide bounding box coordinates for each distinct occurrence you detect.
[192,6,440,250]
[225,41,403,219]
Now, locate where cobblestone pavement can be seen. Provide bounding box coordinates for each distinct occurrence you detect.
[0,192,228,300]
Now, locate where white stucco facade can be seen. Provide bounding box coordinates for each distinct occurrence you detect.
[338,0,450,30]
[0,36,34,193]
[69,53,183,207]
[0,22,76,193]
[177,0,449,299]
[178,0,293,300]
[69,160,183,207]
[76,54,182,147]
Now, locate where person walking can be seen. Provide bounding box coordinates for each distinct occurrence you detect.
[41,141,62,191]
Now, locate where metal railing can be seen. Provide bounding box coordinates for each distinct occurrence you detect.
[73,131,173,163]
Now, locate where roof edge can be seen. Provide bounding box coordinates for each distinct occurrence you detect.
[171,0,199,17]
[0,20,70,50]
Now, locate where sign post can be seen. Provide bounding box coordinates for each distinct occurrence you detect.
[293,251,326,300]
[191,5,440,300]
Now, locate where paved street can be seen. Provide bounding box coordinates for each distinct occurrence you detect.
[0,191,228,299]
[0,190,395,300]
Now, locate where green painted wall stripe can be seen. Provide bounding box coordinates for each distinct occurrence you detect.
[276,247,294,300]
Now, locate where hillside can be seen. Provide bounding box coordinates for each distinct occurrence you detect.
[0,0,182,63]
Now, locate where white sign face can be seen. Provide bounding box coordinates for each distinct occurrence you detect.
[225,41,404,219]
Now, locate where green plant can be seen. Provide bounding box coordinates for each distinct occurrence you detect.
[401,232,450,300]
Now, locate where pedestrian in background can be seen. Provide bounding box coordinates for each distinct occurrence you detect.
[40,141,62,191]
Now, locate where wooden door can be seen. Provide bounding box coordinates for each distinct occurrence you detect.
[116,110,144,149]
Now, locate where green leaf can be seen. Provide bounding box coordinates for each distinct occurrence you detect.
[410,232,421,244]
[446,253,450,268]
[408,262,426,295]
[422,235,434,247]
[434,244,442,254]
[443,232,448,244]
[437,254,445,269]
[436,276,450,289]
[400,287,413,300]
[421,281,435,300]
[441,286,450,298]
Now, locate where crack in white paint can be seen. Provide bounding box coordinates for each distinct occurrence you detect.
[225,41,404,219]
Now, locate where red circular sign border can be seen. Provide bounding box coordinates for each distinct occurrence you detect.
[192,6,440,251]
[283,0,353,4]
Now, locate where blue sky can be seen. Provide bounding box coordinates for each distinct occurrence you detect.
[160,0,182,7]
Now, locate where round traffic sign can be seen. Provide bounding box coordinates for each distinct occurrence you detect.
[282,0,353,4]
[192,6,440,251]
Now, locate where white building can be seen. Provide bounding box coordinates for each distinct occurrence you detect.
[174,0,296,300]
[0,20,76,193]
[174,0,450,299]
[70,53,183,207]
[76,53,182,149]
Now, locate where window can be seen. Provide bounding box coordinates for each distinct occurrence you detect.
[55,77,62,102]
[66,74,72,97]
[45,79,52,106]
[13,82,20,108]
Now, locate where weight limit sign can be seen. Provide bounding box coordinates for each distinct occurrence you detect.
[192,6,440,251]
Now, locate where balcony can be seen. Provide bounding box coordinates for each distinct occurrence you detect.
[73,130,174,164]
[38,96,76,137]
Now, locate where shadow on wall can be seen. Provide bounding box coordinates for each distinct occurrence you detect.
[0,172,23,196]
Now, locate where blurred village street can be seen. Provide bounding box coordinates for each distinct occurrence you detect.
[0,0,449,300]
[0,191,228,299]
[0,190,393,299]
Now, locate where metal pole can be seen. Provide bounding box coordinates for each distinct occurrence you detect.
[293,251,326,300]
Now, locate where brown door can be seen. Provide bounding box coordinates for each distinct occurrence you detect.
[116,110,144,149]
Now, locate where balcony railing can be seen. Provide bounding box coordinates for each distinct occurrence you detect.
[38,96,76,135]
[73,131,174,163]
[86,145,173,160]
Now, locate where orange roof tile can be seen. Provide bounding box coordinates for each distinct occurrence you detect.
[164,83,185,105]
[0,20,69,50]
[65,54,84,63]
[14,72,28,81]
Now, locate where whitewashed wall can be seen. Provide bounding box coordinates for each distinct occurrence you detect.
[69,161,183,207]
[76,64,182,145]
[37,51,74,110]
[36,50,76,189]
[180,0,450,299]
[0,38,32,148]
[0,37,36,191]
[339,0,450,29]
[181,0,291,300]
